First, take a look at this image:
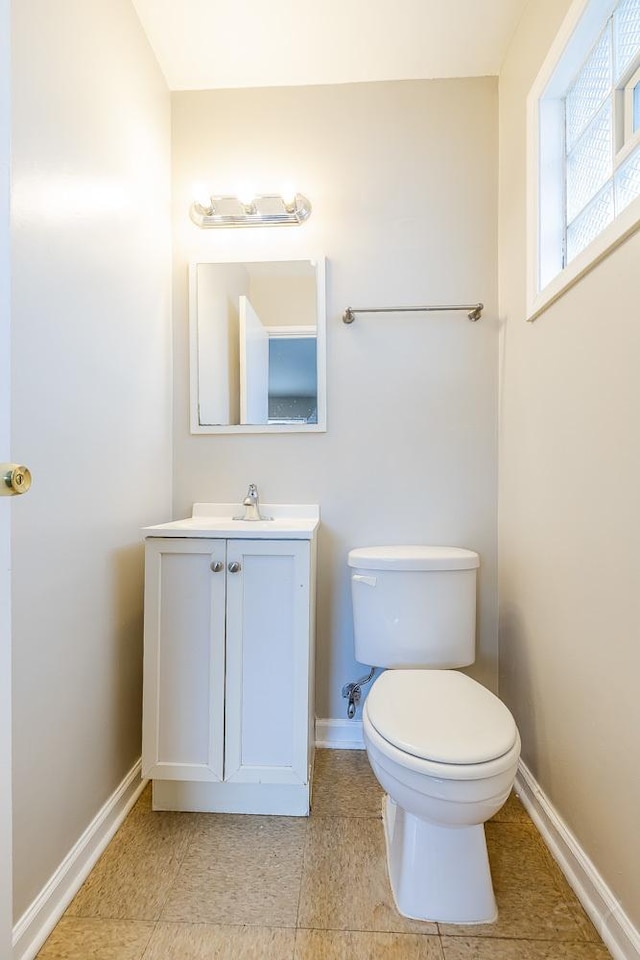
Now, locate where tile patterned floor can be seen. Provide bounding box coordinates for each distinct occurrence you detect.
[37,750,612,959]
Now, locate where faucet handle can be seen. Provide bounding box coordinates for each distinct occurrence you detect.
[243,483,259,505]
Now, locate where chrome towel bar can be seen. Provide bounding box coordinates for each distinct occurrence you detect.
[342,303,483,324]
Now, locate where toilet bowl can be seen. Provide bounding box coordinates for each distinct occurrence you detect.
[363,669,520,923]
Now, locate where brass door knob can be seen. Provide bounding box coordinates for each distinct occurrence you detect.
[1,463,32,496]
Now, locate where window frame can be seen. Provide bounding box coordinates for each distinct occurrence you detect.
[527,0,640,321]
[622,62,640,145]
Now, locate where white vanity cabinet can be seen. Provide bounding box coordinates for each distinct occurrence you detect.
[141,505,318,816]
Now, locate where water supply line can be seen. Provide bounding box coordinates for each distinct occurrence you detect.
[342,667,375,719]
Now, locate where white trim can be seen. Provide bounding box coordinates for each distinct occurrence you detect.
[12,762,147,960]
[190,420,327,434]
[527,194,640,321]
[622,64,640,155]
[315,718,365,750]
[516,761,640,960]
[188,262,200,434]
[266,324,316,338]
[0,0,12,954]
[540,0,617,99]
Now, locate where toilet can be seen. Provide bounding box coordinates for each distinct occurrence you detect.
[349,545,521,924]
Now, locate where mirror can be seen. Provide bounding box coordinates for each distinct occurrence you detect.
[189,258,326,433]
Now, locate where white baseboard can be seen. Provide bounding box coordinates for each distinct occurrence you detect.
[315,718,364,750]
[12,760,147,960]
[516,761,640,960]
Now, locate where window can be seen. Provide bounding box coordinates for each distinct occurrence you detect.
[528,0,640,318]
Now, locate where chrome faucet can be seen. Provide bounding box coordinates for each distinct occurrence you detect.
[234,483,273,521]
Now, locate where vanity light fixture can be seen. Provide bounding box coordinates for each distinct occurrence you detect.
[189,192,312,228]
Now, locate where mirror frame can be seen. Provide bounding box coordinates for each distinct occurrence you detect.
[188,257,327,435]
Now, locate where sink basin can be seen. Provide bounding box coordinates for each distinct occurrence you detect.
[142,502,320,540]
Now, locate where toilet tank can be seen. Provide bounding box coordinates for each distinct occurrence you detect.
[348,545,479,669]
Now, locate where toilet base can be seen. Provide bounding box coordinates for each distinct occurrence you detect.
[383,795,497,924]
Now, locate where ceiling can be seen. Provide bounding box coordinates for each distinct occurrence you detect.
[131,0,530,91]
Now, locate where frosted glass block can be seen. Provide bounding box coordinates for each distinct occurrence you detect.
[614,0,640,82]
[566,100,613,221]
[614,144,640,210]
[567,182,614,261]
[566,24,612,150]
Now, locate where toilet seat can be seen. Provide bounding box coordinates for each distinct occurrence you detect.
[364,705,521,783]
[365,670,518,769]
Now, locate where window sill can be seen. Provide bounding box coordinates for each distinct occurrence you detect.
[527,192,640,322]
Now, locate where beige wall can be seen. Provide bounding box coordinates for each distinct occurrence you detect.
[498,0,640,932]
[172,80,500,719]
[10,0,172,919]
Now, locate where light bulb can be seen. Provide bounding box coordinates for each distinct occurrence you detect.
[280,184,298,212]
[191,182,212,211]
[236,184,257,207]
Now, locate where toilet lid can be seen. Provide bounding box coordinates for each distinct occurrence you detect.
[366,670,518,765]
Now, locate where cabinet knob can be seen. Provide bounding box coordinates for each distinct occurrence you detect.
[210,560,224,573]
[228,561,241,573]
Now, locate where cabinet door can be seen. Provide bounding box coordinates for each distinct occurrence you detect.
[224,539,310,785]
[142,538,226,781]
